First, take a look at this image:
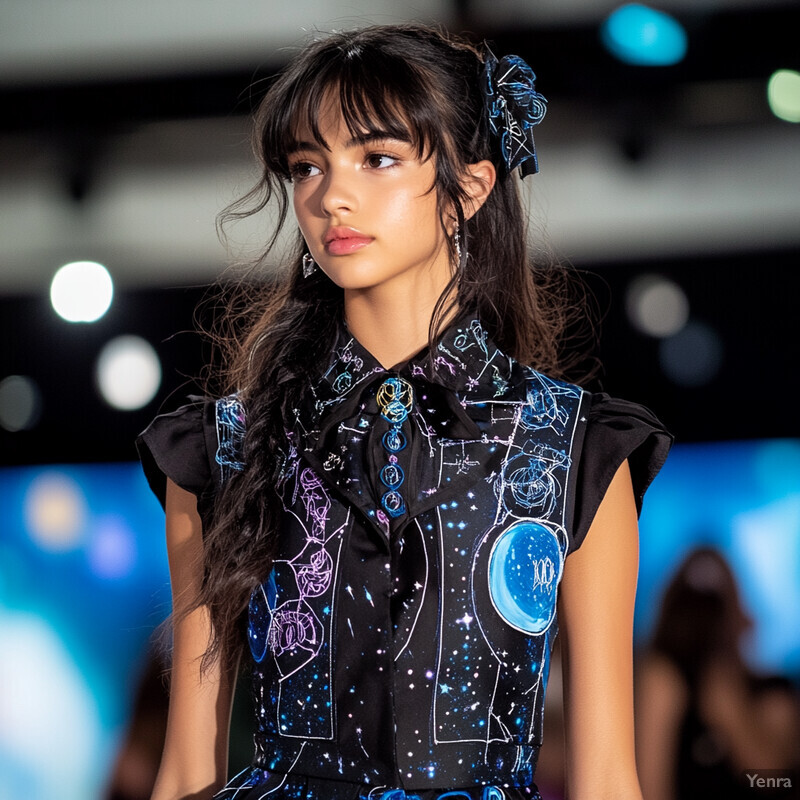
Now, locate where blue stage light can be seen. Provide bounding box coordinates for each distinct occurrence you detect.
[602,4,688,67]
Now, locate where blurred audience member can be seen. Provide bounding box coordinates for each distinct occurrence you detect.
[104,648,253,800]
[104,652,168,800]
[536,639,567,800]
[636,547,799,799]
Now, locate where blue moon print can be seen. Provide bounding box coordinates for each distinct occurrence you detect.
[488,520,563,635]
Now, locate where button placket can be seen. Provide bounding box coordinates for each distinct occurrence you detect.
[376,376,414,519]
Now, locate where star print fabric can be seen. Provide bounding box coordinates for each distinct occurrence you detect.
[137,317,672,799]
[213,768,543,799]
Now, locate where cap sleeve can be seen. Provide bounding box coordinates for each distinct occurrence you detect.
[570,392,673,553]
[135,397,219,514]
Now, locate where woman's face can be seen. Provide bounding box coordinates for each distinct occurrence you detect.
[288,98,452,297]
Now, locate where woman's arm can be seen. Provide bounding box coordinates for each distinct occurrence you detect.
[635,653,687,800]
[698,657,799,771]
[150,478,239,800]
[558,459,643,800]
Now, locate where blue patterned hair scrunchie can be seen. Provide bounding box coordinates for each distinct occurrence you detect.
[481,49,547,177]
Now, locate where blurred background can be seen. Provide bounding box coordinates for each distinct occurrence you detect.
[1,1,799,799]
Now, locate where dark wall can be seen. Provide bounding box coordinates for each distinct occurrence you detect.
[2,246,797,465]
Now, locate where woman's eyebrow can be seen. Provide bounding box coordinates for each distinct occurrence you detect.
[286,130,412,155]
[285,139,323,156]
[348,131,412,147]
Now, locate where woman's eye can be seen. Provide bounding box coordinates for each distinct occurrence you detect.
[289,162,321,180]
[365,153,398,169]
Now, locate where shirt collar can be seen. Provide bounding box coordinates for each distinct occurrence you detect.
[294,315,528,440]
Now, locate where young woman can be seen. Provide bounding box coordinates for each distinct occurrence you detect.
[636,548,800,800]
[138,23,672,800]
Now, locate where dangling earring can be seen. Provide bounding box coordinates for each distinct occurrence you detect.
[452,224,463,266]
[302,252,317,278]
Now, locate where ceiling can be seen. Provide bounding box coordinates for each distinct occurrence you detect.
[2,0,790,85]
[1,0,798,294]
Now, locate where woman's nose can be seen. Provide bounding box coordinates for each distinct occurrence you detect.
[318,167,358,216]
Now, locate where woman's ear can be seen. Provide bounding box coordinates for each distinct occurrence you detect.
[462,160,497,221]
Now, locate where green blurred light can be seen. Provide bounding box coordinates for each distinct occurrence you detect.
[768,69,800,123]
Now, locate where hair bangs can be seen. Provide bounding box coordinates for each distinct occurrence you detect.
[266,42,445,176]
[335,55,437,161]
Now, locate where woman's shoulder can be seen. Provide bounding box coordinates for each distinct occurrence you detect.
[136,394,245,513]
[570,390,673,553]
[582,391,673,496]
[503,360,672,478]
[518,361,671,460]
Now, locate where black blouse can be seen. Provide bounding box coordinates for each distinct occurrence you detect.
[137,317,671,800]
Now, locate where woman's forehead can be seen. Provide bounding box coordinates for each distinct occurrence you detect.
[289,92,348,144]
[287,83,421,152]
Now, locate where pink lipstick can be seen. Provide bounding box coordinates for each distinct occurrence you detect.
[324,227,373,256]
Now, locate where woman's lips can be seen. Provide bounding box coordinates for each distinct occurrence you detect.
[324,230,373,256]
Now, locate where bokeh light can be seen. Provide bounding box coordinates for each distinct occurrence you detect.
[0,375,42,432]
[23,472,87,552]
[0,463,173,800]
[50,261,114,323]
[601,4,688,67]
[0,610,102,799]
[95,335,161,411]
[86,517,137,580]
[659,319,723,386]
[754,440,800,500]
[626,274,689,337]
[767,69,800,123]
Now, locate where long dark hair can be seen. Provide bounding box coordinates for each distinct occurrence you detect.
[194,23,591,672]
[649,547,752,689]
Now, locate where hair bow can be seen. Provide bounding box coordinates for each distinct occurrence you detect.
[481,50,547,177]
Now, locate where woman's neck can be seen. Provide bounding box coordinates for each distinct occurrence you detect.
[344,284,456,370]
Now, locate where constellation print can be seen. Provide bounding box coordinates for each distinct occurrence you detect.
[519,373,578,434]
[295,548,333,597]
[268,602,322,658]
[312,336,383,420]
[496,445,571,518]
[425,355,580,759]
[215,395,245,481]
[332,370,353,395]
[212,318,590,795]
[453,318,489,358]
[247,457,350,741]
[299,467,331,540]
